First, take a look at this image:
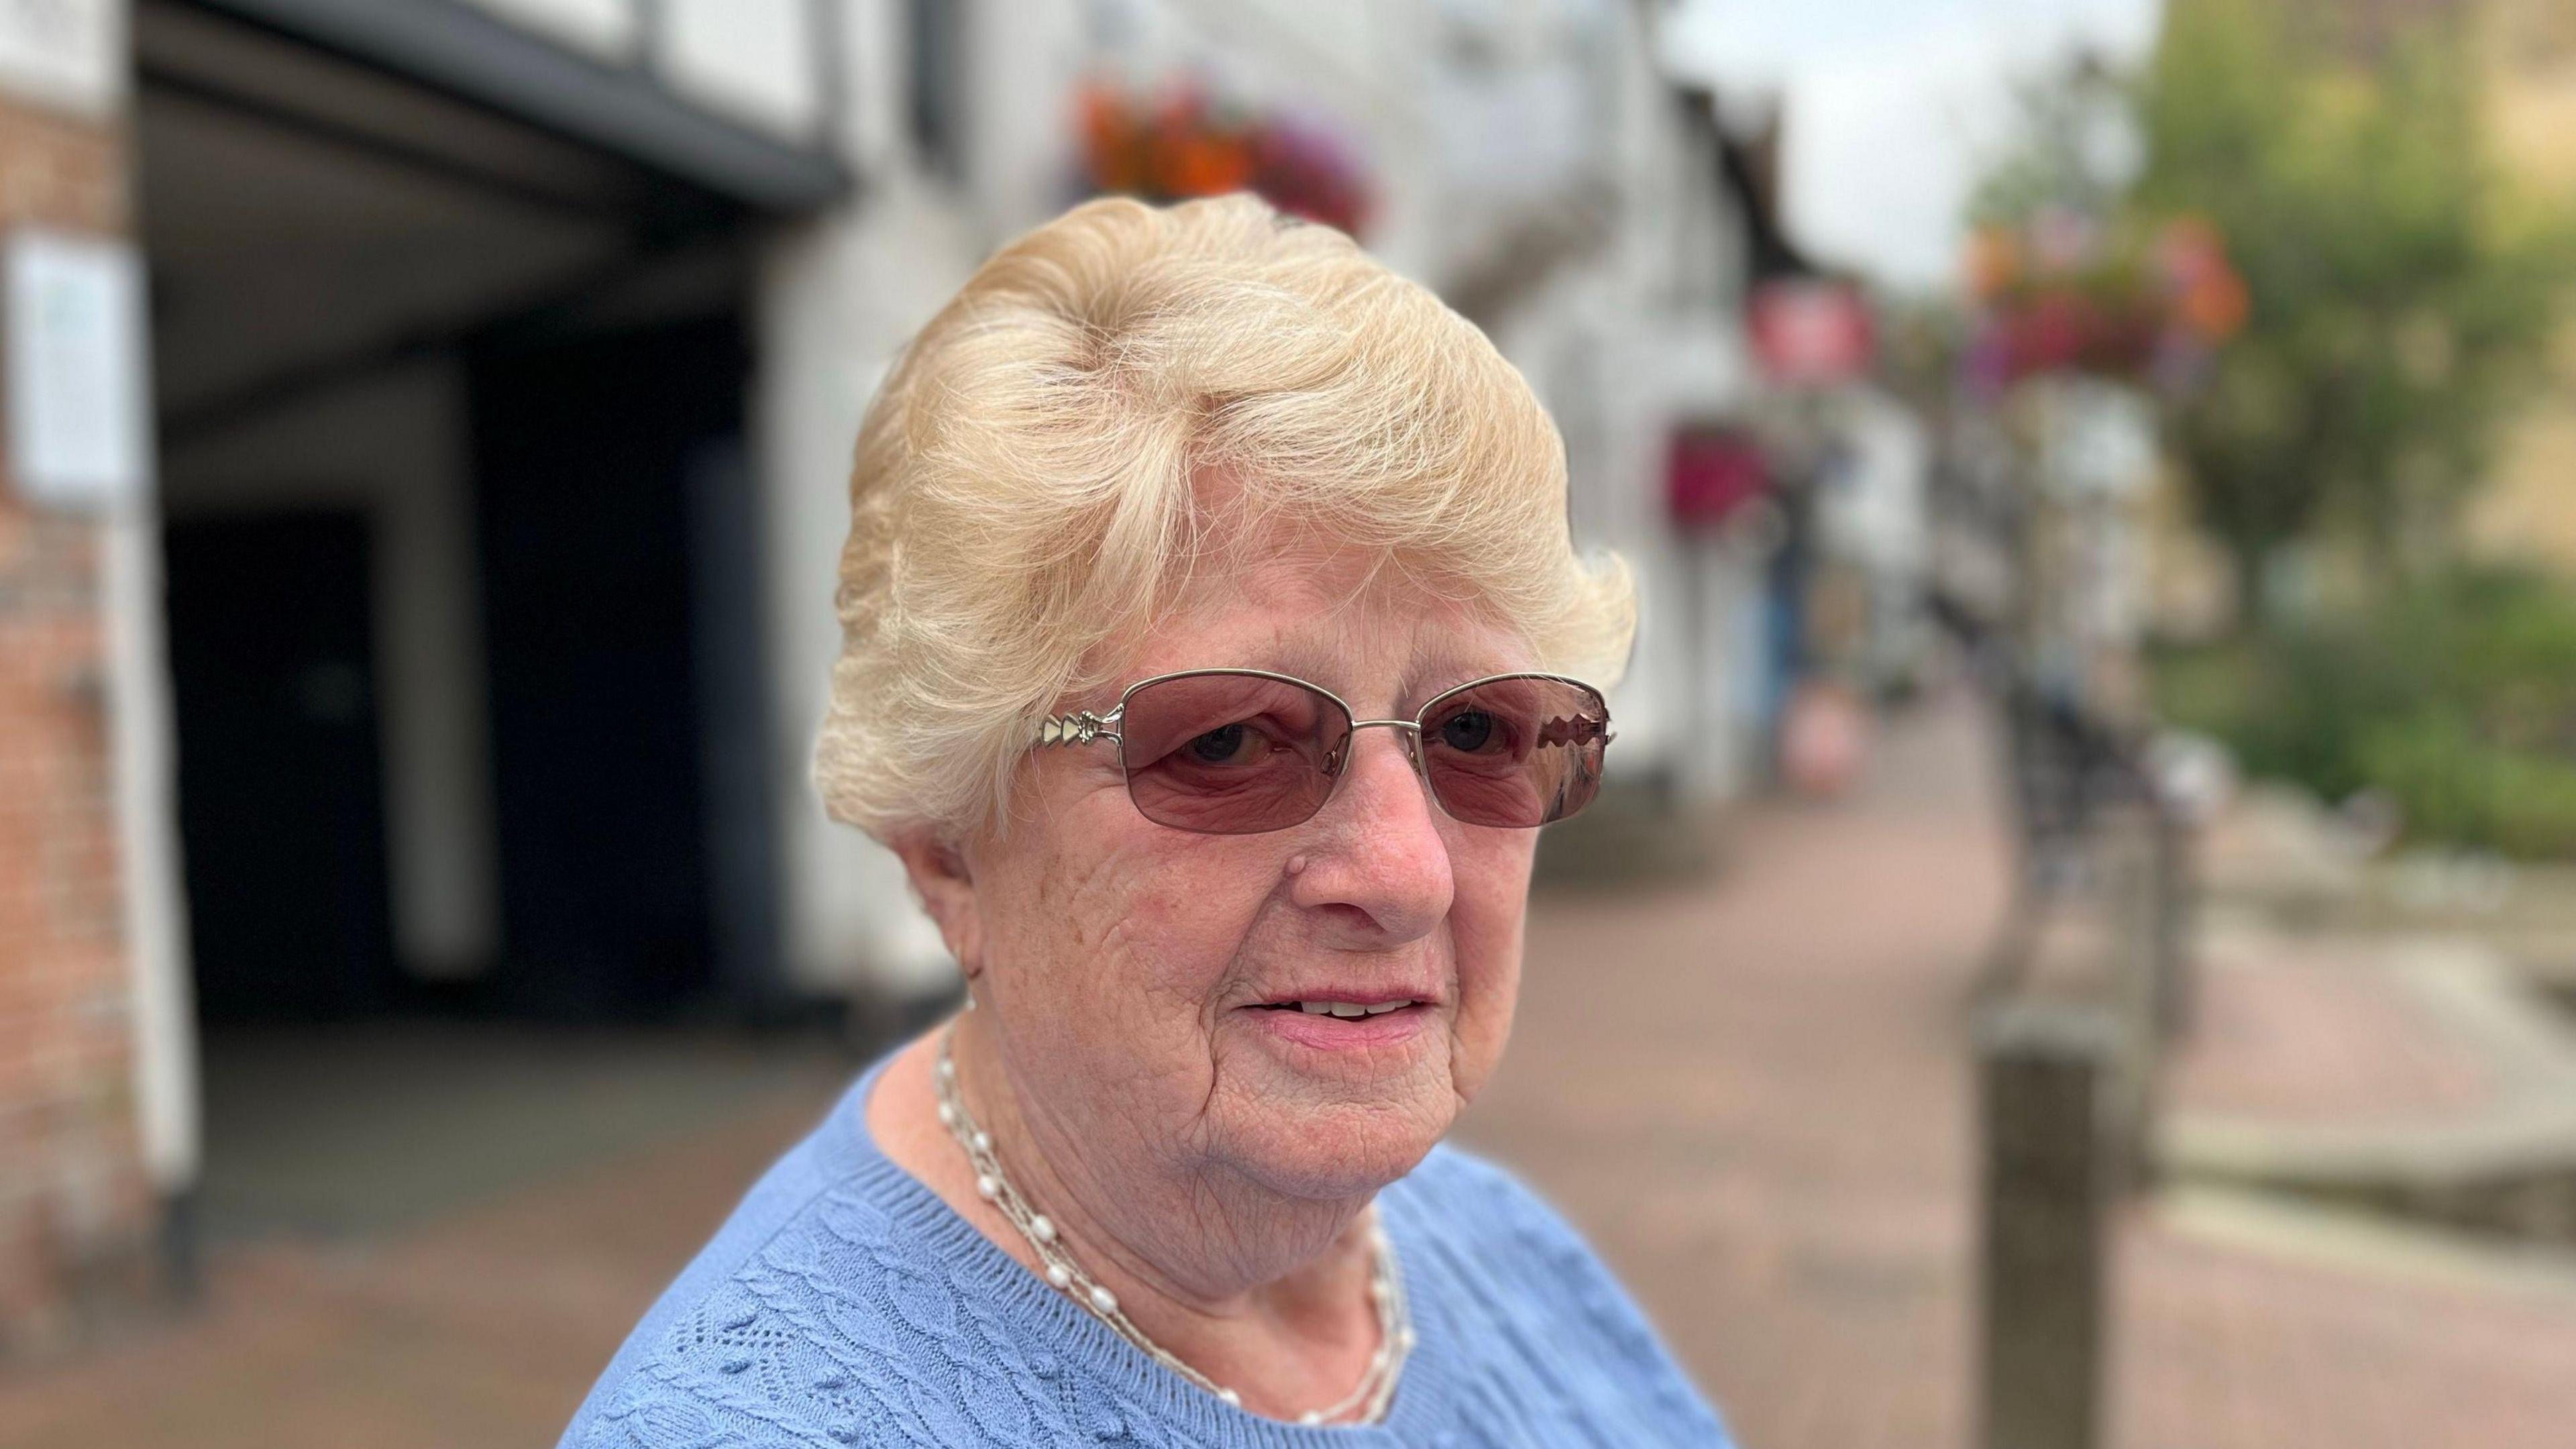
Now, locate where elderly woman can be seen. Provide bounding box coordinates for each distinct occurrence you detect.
[559,195,1731,1447]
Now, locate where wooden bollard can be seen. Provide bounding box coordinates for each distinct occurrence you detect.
[1976,999,2115,1449]
[2150,800,2198,1040]
[2098,802,2163,1194]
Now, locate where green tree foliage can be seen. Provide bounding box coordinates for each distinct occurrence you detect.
[2155,566,2576,857]
[2137,0,2575,611]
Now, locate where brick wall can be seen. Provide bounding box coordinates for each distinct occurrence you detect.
[0,93,157,1355]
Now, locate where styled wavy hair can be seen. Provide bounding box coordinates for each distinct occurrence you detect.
[812,193,1634,843]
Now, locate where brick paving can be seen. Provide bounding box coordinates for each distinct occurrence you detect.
[0,1075,847,1448]
[6,689,2576,1446]
[2165,936,2496,1127]
[2118,1217,2576,1449]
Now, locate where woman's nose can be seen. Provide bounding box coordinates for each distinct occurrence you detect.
[1290,727,1455,943]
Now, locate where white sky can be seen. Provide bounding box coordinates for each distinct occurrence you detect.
[1661,0,2167,292]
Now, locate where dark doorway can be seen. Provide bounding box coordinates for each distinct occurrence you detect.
[166,509,398,1020]
[468,315,770,1018]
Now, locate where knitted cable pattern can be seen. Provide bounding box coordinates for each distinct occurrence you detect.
[560,1062,1733,1449]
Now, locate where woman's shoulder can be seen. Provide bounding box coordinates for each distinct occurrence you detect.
[557,1148,1079,1448]
[1383,1142,1662,1309]
[1383,1142,1737,1447]
[1386,1144,1667,1350]
[558,1065,1216,1449]
[553,1071,892,1446]
[557,1061,983,1447]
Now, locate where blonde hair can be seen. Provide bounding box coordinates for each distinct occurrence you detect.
[813,193,1634,842]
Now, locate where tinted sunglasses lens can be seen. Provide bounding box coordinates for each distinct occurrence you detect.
[1118,674,1352,835]
[1417,677,1609,828]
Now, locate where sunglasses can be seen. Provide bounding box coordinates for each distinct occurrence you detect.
[1032,668,1611,835]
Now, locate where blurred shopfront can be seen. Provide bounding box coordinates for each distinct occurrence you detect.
[1,0,875,1352]
[138,0,830,1022]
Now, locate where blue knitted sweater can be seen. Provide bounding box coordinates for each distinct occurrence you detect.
[558,1053,1733,1447]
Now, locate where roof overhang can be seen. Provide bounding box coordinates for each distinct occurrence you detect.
[177,0,850,214]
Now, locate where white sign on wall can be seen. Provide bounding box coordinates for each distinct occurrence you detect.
[0,0,124,118]
[5,230,152,511]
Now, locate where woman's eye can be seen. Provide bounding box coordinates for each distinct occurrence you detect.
[1438,711,1499,752]
[1187,723,1255,763]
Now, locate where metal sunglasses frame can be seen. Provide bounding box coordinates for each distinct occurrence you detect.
[1030,666,1613,828]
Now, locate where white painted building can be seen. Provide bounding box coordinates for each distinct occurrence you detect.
[1813,383,1935,691]
[121,0,1760,1038]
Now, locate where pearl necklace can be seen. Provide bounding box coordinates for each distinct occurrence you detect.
[932,1024,1413,1425]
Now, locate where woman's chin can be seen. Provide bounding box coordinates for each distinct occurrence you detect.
[1216,1088,1453,1200]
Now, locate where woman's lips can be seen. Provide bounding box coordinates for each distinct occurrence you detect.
[1238,1000,1434,1052]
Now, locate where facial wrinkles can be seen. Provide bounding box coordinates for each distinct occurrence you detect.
[1000,789,1305,1203]
[1004,825,1413,1254]
[1443,875,1522,1108]
[1006,830,1217,1131]
[959,1010,1300,1314]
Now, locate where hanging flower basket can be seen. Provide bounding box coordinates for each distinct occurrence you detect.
[1964,211,2248,398]
[1074,78,1375,237]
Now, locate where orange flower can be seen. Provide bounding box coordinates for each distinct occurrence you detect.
[2179,268,2249,341]
[1167,134,1256,195]
[1966,227,2022,301]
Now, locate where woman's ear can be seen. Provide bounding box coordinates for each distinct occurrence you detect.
[890,828,985,976]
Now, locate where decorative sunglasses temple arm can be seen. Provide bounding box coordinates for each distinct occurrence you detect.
[1033,706,1122,748]
[1534,714,1612,749]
